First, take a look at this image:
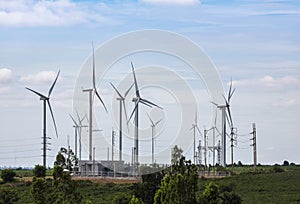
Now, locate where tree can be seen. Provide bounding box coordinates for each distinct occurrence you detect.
[54,147,78,171]
[1,169,16,183]
[0,187,19,204]
[33,165,46,178]
[283,160,289,166]
[30,178,51,204]
[133,171,164,204]
[129,195,144,204]
[171,145,183,165]
[154,157,198,204]
[198,182,242,204]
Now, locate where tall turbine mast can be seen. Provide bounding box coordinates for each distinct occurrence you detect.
[82,43,107,161]
[26,70,60,168]
[110,82,134,161]
[128,62,162,166]
[147,113,162,164]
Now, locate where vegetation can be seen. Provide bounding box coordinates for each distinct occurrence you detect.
[54,147,78,171]
[1,169,16,183]
[0,162,299,203]
[33,165,46,178]
[0,187,19,204]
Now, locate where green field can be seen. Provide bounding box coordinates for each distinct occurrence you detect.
[1,165,300,204]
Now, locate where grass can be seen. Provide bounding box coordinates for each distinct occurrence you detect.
[1,165,300,203]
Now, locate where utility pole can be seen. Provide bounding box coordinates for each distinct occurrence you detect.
[204,129,207,169]
[250,123,257,171]
[93,147,95,176]
[197,140,202,165]
[107,147,109,161]
[230,127,235,168]
[217,140,221,165]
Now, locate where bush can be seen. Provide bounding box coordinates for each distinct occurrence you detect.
[1,169,16,183]
[273,166,284,173]
[283,160,289,166]
[33,165,46,178]
[113,193,131,204]
[0,187,19,204]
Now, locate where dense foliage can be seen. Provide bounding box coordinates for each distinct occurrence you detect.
[0,187,19,204]
[0,169,16,183]
[33,165,46,178]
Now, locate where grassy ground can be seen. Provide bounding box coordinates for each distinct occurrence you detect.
[1,165,300,204]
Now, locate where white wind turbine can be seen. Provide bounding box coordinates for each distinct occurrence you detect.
[26,70,60,168]
[190,110,203,164]
[211,79,235,167]
[82,43,107,161]
[110,82,134,161]
[128,62,162,166]
[147,113,162,164]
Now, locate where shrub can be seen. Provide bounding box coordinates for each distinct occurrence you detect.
[273,166,284,173]
[113,193,131,204]
[0,187,19,204]
[1,169,16,183]
[33,165,46,178]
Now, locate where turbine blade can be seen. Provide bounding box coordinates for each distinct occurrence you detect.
[95,89,108,113]
[214,108,217,127]
[155,118,163,126]
[92,42,96,89]
[196,125,203,137]
[69,114,78,126]
[195,110,198,124]
[128,99,139,123]
[140,98,162,109]
[124,83,134,98]
[140,99,152,108]
[26,87,47,99]
[122,100,130,132]
[110,82,123,99]
[147,112,155,126]
[228,78,232,102]
[131,62,140,98]
[210,101,218,107]
[227,106,233,128]
[229,88,236,102]
[47,100,58,138]
[48,70,60,97]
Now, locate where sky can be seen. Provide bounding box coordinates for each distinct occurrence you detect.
[0,0,299,168]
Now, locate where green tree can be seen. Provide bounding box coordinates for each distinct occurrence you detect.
[129,195,144,204]
[54,147,78,171]
[33,164,46,178]
[154,157,198,204]
[198,182,242,204]
[0,187,19,204]
[30,178,51,204]
[1,169,16,183]
[52,165,82,204]
[171,145,183,165]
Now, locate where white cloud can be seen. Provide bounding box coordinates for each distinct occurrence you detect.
[140,0,200,5]
[231,75,300,90]
[0,68,13,83]
[0,0,107,27]
[20,71,58,84]
[272,98,297,107]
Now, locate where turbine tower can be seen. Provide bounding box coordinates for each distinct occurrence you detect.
[82,43,107,161]
[128,62,162,166]
[147,113,162,164]
[69,114,79,158]
[26,70,60,168]
[110,82,133,161]
[76,111,88,161]
[190,110,202,164]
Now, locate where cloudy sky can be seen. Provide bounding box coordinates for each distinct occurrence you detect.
[0,0,299,167]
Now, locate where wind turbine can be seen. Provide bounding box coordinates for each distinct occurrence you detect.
[211,79,235,167]
[207,109,221,166]
[190,110,202,164]
[69,114,79,158]
[147,113,162,164]
[110,82,134,161]
[26,70,60,168]
[128,62,162,166]
[76,111,88,161]
[82,43,107,161]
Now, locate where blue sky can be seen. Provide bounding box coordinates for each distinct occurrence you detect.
[0,0,299,167]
